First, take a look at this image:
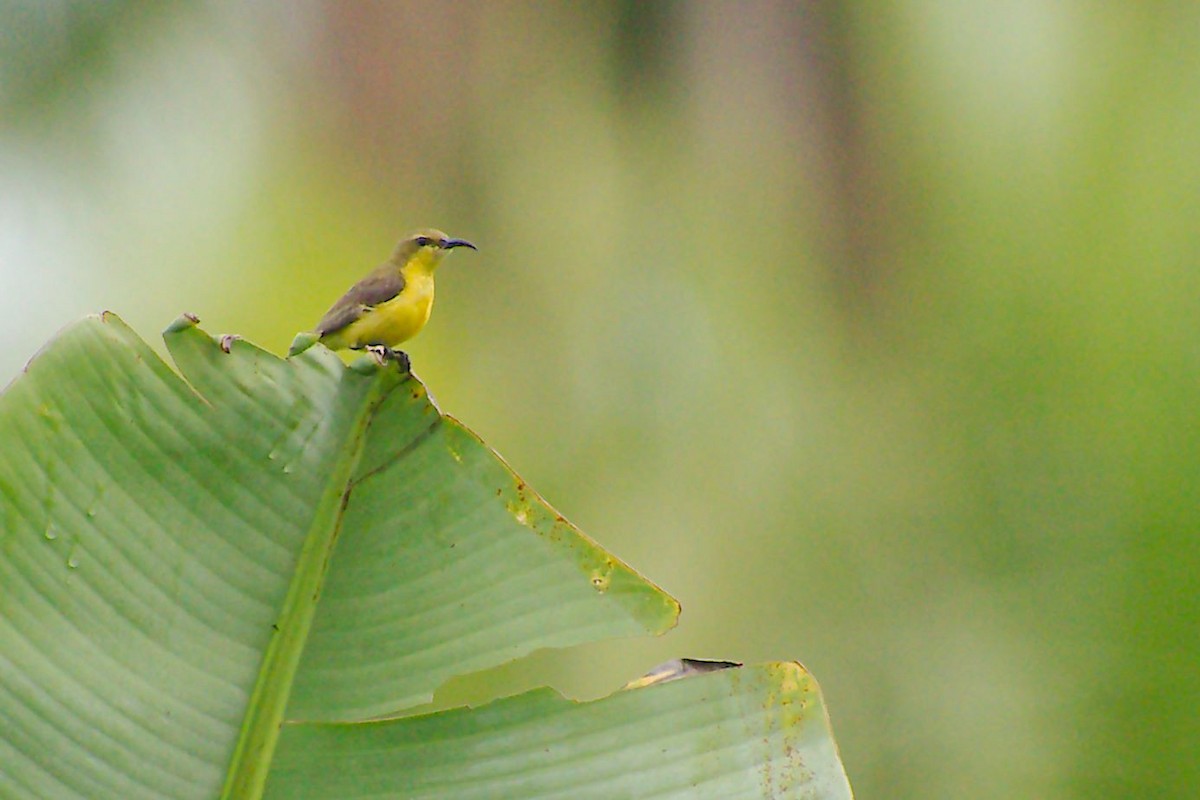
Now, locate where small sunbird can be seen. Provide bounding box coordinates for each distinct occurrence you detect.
[291,228,476,369]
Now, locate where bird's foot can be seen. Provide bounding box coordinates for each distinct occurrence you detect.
[394,350,412,373]
[365,345,411,373]
[364,344,389,365]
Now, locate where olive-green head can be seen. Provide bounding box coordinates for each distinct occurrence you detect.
[391,228,476,271]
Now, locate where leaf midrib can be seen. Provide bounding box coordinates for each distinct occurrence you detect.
[219,367,401,800]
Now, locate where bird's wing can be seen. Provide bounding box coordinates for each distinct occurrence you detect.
[315,268,406,336]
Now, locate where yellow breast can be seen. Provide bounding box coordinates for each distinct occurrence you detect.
[334,271,435,350]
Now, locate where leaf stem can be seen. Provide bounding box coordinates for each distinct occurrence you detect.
[220,369,400,800]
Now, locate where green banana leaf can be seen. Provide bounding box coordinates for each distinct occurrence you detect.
[0,313,852,799]
[269,661,849,800]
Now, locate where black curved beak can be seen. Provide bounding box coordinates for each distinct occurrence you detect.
[442,237,477,251]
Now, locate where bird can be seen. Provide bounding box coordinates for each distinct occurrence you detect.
[296,228,476,370]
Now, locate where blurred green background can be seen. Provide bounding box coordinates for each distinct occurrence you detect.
[4,2,1199,797]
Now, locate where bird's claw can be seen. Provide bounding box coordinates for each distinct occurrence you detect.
[394,350,412,373]
[365,345,411,373]
[365,344,389,365]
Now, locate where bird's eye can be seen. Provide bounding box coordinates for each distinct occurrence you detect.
[415,236,431,247]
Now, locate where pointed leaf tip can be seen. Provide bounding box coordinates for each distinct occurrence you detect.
[624,658,743,689]
[288,331,319,358]
[165,312,202,333]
